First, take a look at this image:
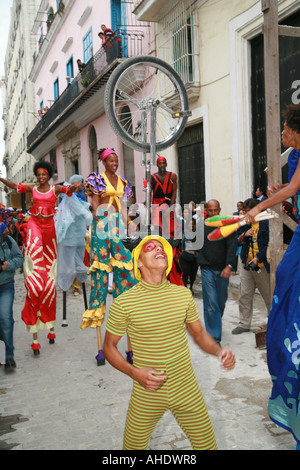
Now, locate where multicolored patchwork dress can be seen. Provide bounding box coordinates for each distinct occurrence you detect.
[18,184,58,333]
[81,172,137,329]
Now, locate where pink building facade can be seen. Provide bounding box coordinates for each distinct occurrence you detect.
[28,0,154,202]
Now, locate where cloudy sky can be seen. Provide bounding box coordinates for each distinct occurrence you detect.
[0,0,13,177]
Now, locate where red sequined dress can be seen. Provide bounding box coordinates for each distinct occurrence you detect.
[19,185,58,332]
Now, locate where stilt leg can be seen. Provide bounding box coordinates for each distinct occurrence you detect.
[82,283,88,310]
[62,291,68,327]
[32,333,40,356]
[48,328,56,344]
[95,326,105,366]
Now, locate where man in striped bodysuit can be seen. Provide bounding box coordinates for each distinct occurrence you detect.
[103,236,235,450]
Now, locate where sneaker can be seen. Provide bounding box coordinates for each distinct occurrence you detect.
[232,326,250,335]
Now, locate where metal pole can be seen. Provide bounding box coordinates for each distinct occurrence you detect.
[145,160,151,231]
[62,291,68,327]
[150,101,158,166]
[144,101,158,234]
[140,108,152,231]
[82,282,88,310]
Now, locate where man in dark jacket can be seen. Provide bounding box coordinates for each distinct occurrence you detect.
[197,200,237,343]
[232,198,271,335]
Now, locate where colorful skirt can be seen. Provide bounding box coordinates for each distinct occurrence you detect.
[81,210,136,329]
[22,216,57,333]
[267,224,300,443]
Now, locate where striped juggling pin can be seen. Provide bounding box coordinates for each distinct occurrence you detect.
[206,210,278,241]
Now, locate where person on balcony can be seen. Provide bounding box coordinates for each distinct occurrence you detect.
[77,59,86,73]
[99,24,122,61]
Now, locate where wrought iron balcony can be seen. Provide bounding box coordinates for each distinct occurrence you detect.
[27,30,145,152]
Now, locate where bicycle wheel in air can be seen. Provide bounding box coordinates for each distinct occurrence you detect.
[104,55,189,153]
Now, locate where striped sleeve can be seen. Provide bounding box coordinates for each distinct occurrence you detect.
[186,292,200,324]
[106,298,128,337]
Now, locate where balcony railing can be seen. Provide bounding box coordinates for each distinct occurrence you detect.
[27,30,145,150]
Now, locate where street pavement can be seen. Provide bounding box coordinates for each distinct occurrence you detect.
[0,264,297,451]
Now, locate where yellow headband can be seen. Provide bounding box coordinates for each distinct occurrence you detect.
[132,235,173,281]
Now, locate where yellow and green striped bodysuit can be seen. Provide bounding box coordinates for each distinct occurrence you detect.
[106,279,217,450]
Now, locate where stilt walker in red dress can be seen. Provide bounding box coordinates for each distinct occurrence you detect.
[0,162,76,355]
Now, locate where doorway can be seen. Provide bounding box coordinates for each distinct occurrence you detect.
[177,122,205,206]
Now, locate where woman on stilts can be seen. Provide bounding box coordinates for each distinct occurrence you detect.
[245,104,300,450]
[81,148,137,365]
[0,161,76,355]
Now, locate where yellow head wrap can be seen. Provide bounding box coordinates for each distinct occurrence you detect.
[132,235,173,281]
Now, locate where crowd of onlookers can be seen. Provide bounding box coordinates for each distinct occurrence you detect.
[170,188,300,344]
[0,207,29,256]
